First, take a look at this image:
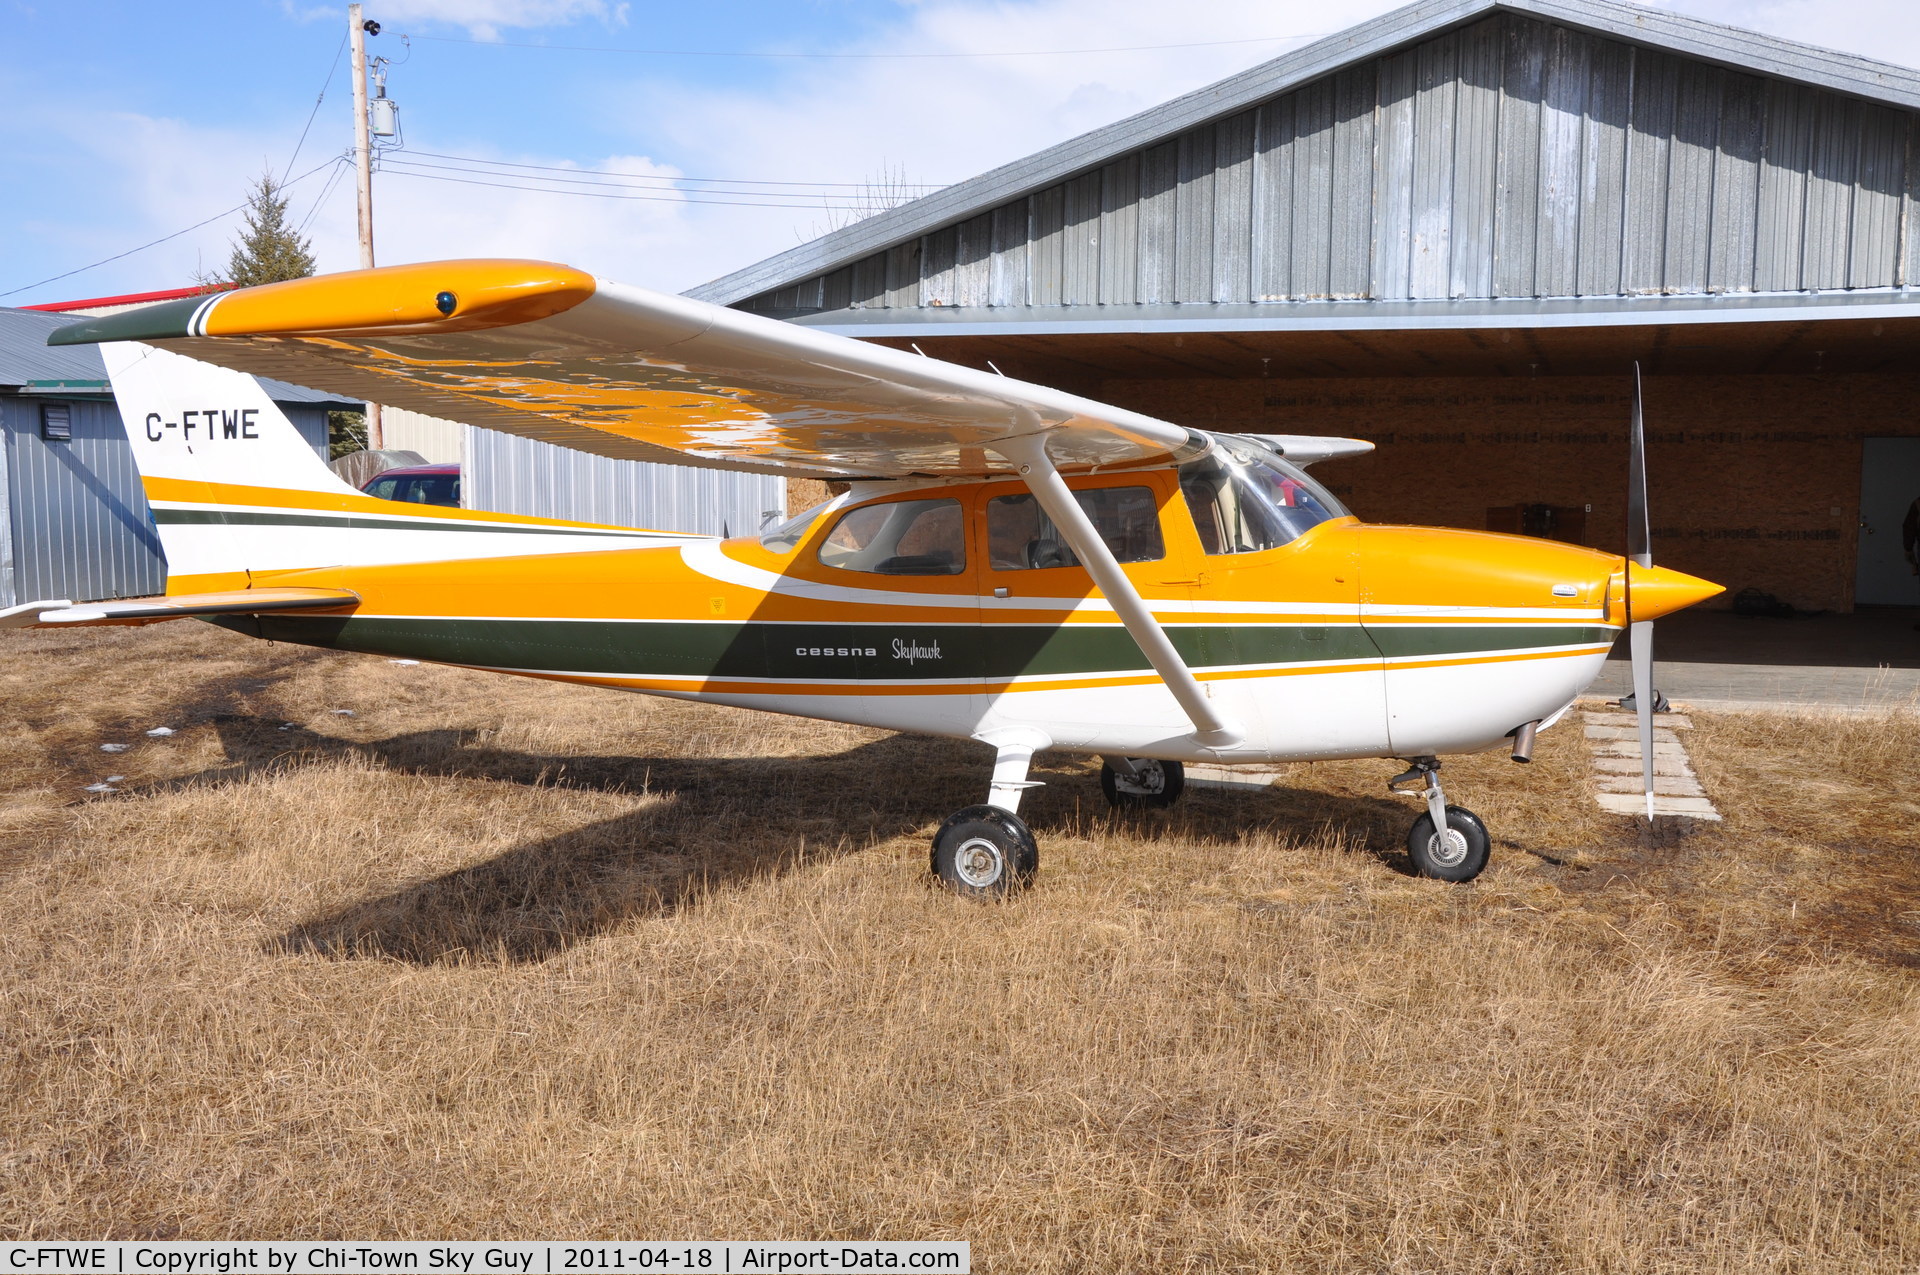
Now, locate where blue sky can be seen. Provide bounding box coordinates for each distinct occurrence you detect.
[4,0,1917,307]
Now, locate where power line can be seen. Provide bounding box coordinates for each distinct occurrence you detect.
[380,166,904,210]
[298,156,354,234]
[1,159,339,300]
[281,32,349,186]
[401,30,1328,60]
[395,148,948,191]
[377,153,942,201]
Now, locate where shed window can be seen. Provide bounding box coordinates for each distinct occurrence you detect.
[40,404,71,441]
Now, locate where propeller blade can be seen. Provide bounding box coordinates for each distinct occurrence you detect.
[1630,618,1656,821]
[1628,362,1651,571]
[1627,362,1655,820]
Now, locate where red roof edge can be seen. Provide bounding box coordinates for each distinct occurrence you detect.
[20,283,237,313]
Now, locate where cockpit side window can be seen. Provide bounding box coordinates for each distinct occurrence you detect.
[986,486,1165,570]
[817,498,966,575]
[1178,441,1346,555]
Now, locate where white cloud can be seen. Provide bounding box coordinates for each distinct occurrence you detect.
[372,0,627,41]
[12,0,1920,304]
[283,0,628,40]
[1652,0,1920,68]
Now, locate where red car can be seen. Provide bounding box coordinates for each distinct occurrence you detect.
[362,462,460,507]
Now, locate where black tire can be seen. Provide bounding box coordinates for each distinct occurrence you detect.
[1407,806,1491,882]
[1099,757,1186,809]
[930,805,1038,899]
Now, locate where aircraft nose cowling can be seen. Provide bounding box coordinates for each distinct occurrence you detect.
[1626,563,1724,622]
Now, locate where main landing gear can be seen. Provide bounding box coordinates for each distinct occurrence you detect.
[930,747,1194,899]
[1099,756,1186,809]
[1389,757,1490,883]
[930,735,1044,899]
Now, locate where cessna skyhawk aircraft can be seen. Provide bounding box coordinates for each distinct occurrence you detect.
[7,260,1720,893]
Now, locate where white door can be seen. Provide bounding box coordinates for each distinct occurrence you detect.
[1855,438,1920,606]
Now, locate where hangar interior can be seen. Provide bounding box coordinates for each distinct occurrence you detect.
[696,0,1920,625]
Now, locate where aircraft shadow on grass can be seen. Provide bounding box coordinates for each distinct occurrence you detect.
[165,715,1417,965]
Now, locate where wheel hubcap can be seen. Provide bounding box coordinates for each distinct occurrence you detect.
[1115,760,1166,797]
[1427,826,1470,868]
[953,836,1005,887]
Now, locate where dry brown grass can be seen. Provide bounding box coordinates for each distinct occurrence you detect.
[2,623,1917,1270]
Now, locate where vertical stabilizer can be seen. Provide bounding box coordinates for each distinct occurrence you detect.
[101,341,700,593]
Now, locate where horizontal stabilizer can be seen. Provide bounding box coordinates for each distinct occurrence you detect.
[0,588,359,629]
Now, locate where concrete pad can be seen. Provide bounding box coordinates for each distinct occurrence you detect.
[1594,774,1707,797]
[1584,725,1684,743]
[1582,712,1693,730]
[1595,793,1723,820]
[1185,764,1289,790]
[1594,741,1690,760]
[1592,755,1695,777]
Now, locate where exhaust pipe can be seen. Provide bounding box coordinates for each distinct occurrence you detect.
[1510,720,1540,764]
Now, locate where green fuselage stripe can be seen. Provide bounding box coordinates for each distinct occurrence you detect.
[153,508,672,538]
[233,615,1614,683]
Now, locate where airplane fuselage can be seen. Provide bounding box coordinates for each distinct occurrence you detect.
[237,468,1636,765]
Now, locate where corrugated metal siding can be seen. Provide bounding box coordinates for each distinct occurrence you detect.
[464,427,784,537]
[0,403,12,608]
[0,398,329,607]
[737,11,1920,316]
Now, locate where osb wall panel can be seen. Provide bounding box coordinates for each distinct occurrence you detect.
[1103,372,1920,613]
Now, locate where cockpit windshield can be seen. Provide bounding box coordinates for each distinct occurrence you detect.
[1178,437,1348,555]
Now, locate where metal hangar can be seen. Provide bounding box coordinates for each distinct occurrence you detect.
[692,0,1920,615]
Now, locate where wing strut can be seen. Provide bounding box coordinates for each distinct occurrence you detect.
[994,433,1242,750]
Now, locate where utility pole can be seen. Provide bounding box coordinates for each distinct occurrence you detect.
[349,2,383,448]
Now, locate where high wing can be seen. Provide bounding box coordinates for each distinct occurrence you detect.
[49,259,1193,479]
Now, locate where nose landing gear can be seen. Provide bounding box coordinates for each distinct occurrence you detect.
[1389,757,1490,882]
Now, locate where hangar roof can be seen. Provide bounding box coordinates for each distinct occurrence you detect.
[692,0,1920,339]
[0,307,362,409]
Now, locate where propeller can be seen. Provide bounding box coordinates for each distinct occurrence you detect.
[1626,363,1656,821]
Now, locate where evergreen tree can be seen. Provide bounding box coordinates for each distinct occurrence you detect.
[219,172,317,287]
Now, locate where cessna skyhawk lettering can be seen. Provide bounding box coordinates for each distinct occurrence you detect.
[8,260,1720,893]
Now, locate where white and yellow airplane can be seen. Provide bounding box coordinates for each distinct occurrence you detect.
[6,260,1720,893]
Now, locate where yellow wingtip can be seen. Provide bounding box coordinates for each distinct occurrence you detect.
[201,259,596,339]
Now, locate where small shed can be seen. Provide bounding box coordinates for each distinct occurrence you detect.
[0,307,357,608]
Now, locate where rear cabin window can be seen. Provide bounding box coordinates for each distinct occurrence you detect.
[817,498,966,575]
[366,472,461,507]
[986,486,1165,570]
[1178,441,1344,555]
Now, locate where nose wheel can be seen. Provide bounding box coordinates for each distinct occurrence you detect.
[1390,758,1490,882]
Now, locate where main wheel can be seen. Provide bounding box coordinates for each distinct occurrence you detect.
[1099,757,1185,809]
[1407,806,1491,882]
[930,805,1038,899]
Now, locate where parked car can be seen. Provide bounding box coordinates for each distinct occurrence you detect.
[362,463,460,507]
